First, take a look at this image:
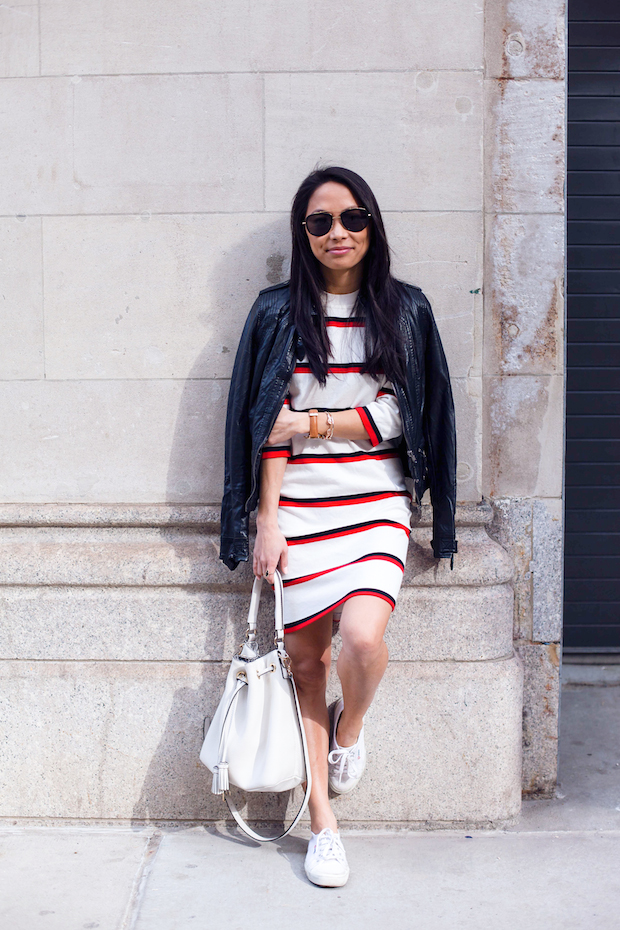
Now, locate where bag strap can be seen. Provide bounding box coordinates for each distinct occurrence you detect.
[223,674,312,843]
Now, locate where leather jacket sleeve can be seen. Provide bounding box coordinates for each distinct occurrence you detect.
[219,296,262,570]
[419,294,458,559]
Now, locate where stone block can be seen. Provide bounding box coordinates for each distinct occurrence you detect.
[485,0,566,80]
[485,78,565,214]
[0,655,522,823]
[40,0,482,75]
[0,2,39,77]
[0,379,228,503]
[485,213,565,376]
[487,498,533,641]
[265,72,482,213]
[0,75,263,216]
[483,374,564,499]
[0,581,513,665]
[386,211,483,380]
[517,642,559,796]
[43,214,290,381]
[405,526,513,588]
[453,377,482,502]
[532,498,563,643]
[0,217,44,379]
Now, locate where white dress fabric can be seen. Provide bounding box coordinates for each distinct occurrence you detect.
[262,290,411,632]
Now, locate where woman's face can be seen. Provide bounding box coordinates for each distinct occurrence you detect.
[304,182,371,278]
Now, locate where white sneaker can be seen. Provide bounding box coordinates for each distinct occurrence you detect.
[304,828,350,887]
[328,698,366,795]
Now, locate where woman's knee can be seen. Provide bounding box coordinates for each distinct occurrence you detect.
[340,629,386,666]
[289,651,329,692]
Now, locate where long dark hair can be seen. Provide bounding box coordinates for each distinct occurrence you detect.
[290,166,406,387]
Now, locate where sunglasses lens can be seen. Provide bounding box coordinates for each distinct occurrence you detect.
[305,213,332,236]
[342,209,370,232]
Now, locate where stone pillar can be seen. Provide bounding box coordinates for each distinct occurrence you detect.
[0,503,522,825]
[484,1,566,795]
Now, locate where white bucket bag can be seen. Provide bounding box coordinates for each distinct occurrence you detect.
[200,570,312,842]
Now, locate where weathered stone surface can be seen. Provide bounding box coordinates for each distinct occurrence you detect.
[452,377,482,503]
[485,0,566,80]
[0,582,513,664]
[265,71,483,213]
[0,2,38,77]
[483,375,564,499]
[42,211,481,383]
[43,213,289,380]
[386,211,483,379]
[0,831,149,930]
[0,524,511,588]
[0,75,263,215]
[517,643,560,797]
[532,498,563,643]
[485,78,565,214]
[485,213,565,375]
[0,655,522,823]
[0,217,44,379]
[487,499,533,641]
[0,380,228,503]
[40,0,483,75]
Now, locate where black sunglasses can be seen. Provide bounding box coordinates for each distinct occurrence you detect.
[303,207,372,237]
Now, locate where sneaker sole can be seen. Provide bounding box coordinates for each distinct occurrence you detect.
[305,866,350,887]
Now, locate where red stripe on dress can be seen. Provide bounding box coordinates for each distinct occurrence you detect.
[287,519,410,546]
[283,553,405,587]
[262,448,291,459]
[279,490,411,508]
[289,449,399,465]
[284,590,396,632]
[356,406,382,447]
[377,387,395,397]
[325,317,365,328]
[295,362,367,375]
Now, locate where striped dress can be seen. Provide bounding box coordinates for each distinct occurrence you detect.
[262,290,411,632]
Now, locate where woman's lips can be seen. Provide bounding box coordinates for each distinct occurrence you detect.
[328,247,352,255]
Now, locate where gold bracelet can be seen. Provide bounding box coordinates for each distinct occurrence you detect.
[323,411,335,440]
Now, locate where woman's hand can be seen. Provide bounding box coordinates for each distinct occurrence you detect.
[266,406,308,446]
[253,518,288,581]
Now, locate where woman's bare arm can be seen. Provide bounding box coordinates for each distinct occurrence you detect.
[253,455,289,579]
[266,407,368,445]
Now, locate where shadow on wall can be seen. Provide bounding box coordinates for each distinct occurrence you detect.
[131,217,293,826]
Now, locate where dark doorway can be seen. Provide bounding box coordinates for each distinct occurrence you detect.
[565,0,620,654]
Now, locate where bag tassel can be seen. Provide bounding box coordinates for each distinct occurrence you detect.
[211,762,229,795]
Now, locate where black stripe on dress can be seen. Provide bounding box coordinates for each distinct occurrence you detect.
[279,490,410,507]
[286,518,411,546]
[285,589,396,632]
[283,552,405,587]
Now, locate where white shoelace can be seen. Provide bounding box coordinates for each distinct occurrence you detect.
[328,744,360,780]
[314,829,347,863]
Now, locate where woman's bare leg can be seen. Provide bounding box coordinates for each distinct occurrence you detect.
[285,613,337,833]
[335,595,392,748]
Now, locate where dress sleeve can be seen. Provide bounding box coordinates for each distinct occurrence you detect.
[355,382,402,447]
[261,395,292,459]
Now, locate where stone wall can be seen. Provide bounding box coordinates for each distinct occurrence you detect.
[0,0,565,820]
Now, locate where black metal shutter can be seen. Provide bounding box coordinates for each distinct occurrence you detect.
[565,0,620,650]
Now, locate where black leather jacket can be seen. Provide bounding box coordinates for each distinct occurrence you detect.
[220,281,457,570]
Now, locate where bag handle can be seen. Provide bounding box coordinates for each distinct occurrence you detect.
[243,570,285,650]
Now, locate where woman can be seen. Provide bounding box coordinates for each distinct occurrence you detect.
[220,166,457,886]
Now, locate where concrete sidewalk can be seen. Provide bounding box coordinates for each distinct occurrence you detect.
[2,670,619,930]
